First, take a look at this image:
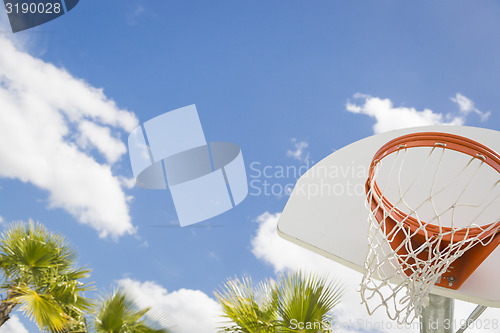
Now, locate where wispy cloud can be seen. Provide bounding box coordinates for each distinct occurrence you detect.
[77,120,128,164]
[346,93,488,134]
[0,34,138,238]
[126,5,146,26]
[287,138,310,162]
[451,93,490,121]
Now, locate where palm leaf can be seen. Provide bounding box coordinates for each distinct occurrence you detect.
[0,220,94,332]
[95,289,170,333]
[215,272,344,333]
[277,272,344,332]
[10,284,68,332]
[0,221,76,283]
[215,276,279,332]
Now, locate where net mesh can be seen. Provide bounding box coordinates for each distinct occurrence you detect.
[360,143,500,324]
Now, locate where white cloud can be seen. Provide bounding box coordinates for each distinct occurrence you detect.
[287,138,310,162]
[0,315,29,333]
[251,212,500,333]
[0,35,138,238]
[0,216,4,224]
[251,212,390,333]
[119,176,137,190]
[346,93,488,134]
[252,212,327,273]
[451,93,490,121]
[117,278,222,333]
[77,121,127,164]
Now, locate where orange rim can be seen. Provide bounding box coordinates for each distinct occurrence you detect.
[366,132,500,242]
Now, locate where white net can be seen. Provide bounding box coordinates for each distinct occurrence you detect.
[360,139,500,324]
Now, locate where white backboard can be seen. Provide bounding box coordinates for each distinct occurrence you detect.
[278,125,500,307]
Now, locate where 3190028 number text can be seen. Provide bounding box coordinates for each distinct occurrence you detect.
[5,2,62,14]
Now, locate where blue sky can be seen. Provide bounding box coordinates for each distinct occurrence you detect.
[1,1,500,332]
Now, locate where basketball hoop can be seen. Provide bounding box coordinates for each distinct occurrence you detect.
[360,132,500,324]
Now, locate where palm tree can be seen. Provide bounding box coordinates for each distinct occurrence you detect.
[216,276,279,332]
[215,271,344,333]
[0,220,93,332]
[277,272,343,332]
[94,289,170,333]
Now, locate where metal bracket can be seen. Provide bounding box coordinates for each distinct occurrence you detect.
[455,305,487,333]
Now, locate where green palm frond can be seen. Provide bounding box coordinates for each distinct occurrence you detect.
[45,271,95,324]
[215,276,279,332]
[95,289,170,333]
[10,283,68,332]
[0,220,76,283]
[215,272,344,333]
[277,272,344,332]
[0,220,94,332]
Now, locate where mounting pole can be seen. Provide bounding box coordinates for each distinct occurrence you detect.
[420,294,454,333]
